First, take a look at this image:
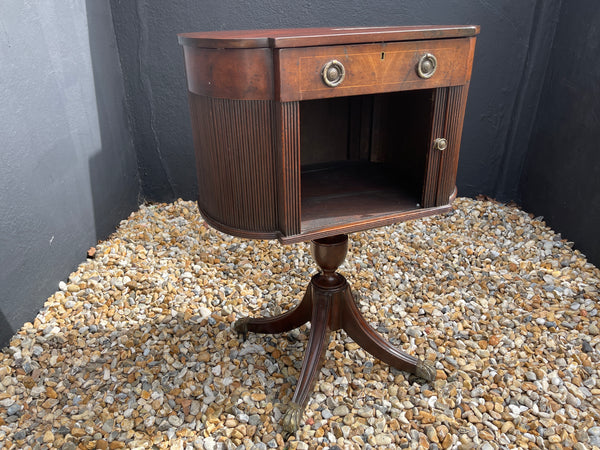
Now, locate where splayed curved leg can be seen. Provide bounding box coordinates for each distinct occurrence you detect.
[234,287,312,339]
[340,287,436,381]
[282,286,334,436]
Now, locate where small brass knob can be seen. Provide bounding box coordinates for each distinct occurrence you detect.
[322,60,345,87]
[434,138,448,151]
[417,53,437,79]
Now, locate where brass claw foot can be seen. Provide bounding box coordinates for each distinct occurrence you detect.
[415,359,437,382]
[281,402,303,438]
[233,317,249,340]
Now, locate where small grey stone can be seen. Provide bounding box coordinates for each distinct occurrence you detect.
[582,341,593,353]
[444,356,458,367]
[525,371,537,381]
[406,327,421,338]
[158,419,171,431]
[321,408,333,419]
[588,426,600,438]
[62,443,78,450]
[13,430,27,440]
[566,393,581,407]
[471,387,484,397]
[357,406,374,418]
[247,414,260,426]
[168,415,183,426]
[7,403,22,415]
[102,419,114,433]
[0,398,14,407]
[333,405,350,416]
[190,400,201,416]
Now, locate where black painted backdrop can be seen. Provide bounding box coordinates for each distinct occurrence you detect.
[521,0,600,264]
[109,0,557,201]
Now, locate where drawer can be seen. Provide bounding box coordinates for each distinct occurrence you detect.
[277,37,474,101]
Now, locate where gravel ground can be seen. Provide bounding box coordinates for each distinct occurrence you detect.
[1,197,599,450]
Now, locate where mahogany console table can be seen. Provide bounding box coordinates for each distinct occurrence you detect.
[178,26,478,435]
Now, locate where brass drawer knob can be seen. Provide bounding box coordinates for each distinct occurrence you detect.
[322,60,345,87]
[417,53,437,79]
[434,138,448,151]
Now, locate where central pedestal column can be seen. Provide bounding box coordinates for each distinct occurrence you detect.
[234,234,436,435]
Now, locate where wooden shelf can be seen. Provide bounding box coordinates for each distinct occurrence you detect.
[301,161,421,233]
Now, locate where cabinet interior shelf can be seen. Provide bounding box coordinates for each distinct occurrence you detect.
[300,161,422,234]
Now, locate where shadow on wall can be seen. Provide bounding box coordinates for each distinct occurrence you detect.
[85,0,140,243]
[0,311,14,348]
[0,2,140,350]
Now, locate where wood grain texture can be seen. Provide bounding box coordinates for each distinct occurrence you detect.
[436,84,469,206]
[183,46,274,100]
[178,25,480,49]
[188,94,279,238]
[277,38,472,102]
[422,88,448,208]
[275,102,301,236]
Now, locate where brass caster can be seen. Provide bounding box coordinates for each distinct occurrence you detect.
[233,317,249,340]
[281,402,304,438]
[415,359,437,382]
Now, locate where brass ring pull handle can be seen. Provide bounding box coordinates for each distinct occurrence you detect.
[322,60,345,87]
[417,53,437,79]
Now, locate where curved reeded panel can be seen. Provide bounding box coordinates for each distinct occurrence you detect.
[188,94,279,238]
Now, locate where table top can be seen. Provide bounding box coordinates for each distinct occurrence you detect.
[178,25,480,49]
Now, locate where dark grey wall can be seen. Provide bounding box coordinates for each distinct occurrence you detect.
[0,2,140,347]
[109,0,561,202]
[521,0,600,265]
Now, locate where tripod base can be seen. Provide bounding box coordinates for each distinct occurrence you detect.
[233,235,436,436]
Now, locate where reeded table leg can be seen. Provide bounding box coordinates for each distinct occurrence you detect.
[282,285,333,435]
[233,234,436,436]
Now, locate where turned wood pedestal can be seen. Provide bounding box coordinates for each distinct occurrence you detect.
[234,234,435,435]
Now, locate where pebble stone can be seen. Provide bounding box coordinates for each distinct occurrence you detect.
[0,197,599,449]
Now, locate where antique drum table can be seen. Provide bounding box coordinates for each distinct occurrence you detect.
[178,25,478,434]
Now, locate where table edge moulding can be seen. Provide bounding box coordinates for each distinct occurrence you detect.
[178,25,479,436]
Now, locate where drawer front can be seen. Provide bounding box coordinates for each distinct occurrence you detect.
[277,37,474,101]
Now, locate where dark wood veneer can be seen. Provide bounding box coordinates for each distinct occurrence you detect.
[181,27,476,242]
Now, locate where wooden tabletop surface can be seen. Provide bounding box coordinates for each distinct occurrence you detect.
[178,25,480,49]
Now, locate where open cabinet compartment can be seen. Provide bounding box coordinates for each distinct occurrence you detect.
[299,89,435,234]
